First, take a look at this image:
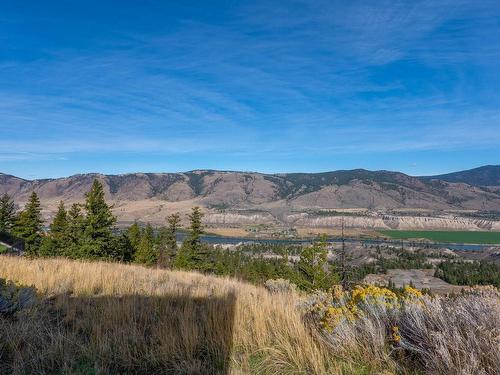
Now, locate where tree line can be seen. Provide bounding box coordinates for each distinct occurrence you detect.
[0,181,206,267]
[435,260,500,288]
[0,180,339,291]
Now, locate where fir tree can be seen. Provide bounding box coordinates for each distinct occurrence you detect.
[51,201,68,235]
[39,235,55,257]
[134,224,157,265]
[186,207,203,252]
[66,203,85,258]
[126,221,142,253]
[14,192,43,256]
[156,226,169,268]
[0,193,16,233]
[173,241,192,269]
[39,201,68,256]
[177,207,208,269]
[82,179,116,258]
[109,233,135,262]
[158,213,180,268]
[297,236,336,291]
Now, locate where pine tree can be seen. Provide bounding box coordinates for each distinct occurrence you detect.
[109,232,134,262]
[126,221,142,253]
[66,203,85,258]
[134,224,157,265]
[178,207,210,270]
[82,179,116,258]
[39,235,55,257]
[297,236,336,291]
[156,226,169,268]
[0,193,16,233]
[173,241,192,269]
[186,207,203,252]
[158,213,180,268]
[14,192,43,256]
[51,201,68,235]
[39,201,68,256]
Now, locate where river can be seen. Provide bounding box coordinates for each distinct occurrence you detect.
[176,233,493,251]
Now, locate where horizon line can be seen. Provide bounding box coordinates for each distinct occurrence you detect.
[2,164,497,181]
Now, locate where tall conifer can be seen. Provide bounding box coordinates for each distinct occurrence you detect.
[40,201,68,256]
[66,203,85,258]
[158,213,180,267]
[0,193,16,233]
[15,192,43,256]
[126,221,142,252]
[134,223,157,265]
[82,179,116,258]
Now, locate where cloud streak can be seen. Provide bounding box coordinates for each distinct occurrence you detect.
[0,0,499,177]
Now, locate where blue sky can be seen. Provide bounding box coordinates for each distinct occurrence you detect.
[1,0,499,179]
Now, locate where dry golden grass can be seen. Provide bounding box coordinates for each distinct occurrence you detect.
[0,256,381,374]
[4,256,495,374]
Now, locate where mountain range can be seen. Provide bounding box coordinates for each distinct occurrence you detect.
[421,165,500,186]
[1,166,499,215]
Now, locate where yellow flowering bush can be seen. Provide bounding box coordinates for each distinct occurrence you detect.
[350,285,399,308]
[309,284,424,333]
[321,305,357,332]
[305,284,500,374]
[402,285,423,300]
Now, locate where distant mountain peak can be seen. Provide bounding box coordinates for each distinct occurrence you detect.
[422,165,500,186]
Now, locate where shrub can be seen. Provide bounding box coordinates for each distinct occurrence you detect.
[306,284,500,374]
[264,278,297,294]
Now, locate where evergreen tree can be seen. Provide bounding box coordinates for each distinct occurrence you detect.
[82,179,116,258]
[177,207,208,269]
[0,193,16,233]
[109,232,135,262]
[186,207,203,251]
[66,203,85,258]
[126,221,142,253]
[173,241,192,269]
[134,223,157,265]
[51,201,68,235]
[39,201,68,256]
[14,192,43,256]
[297,236,336,291]
[156,225,169,268]
[158,213,180,268]
[39,235,55,257]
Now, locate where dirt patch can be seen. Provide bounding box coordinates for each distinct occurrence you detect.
[363,269,465,294]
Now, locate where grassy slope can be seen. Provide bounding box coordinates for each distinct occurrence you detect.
[0,256,375,375]
[1,257,499,374]
[380,230,500,244]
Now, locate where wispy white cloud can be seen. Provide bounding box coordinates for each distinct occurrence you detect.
[0,0,499,175]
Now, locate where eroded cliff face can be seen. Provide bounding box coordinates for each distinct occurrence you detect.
[11,197,500,231]
[204,212,277,225]
[288,213,500,231]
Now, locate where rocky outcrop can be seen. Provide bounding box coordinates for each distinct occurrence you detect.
[291,212,500,231]
[204,212,277,225]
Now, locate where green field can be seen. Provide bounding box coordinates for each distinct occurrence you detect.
[379,230,500,244]
[0,244,7,254]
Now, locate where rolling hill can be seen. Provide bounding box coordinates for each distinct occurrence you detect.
[1,167,499,229]
[421,165,500,187]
